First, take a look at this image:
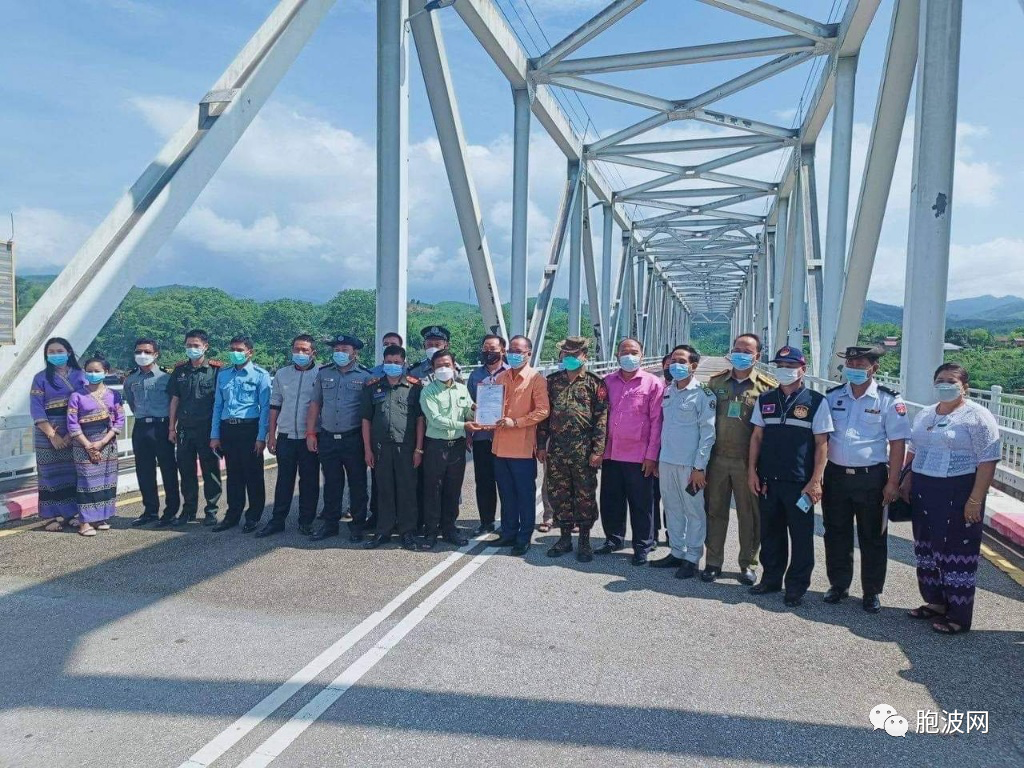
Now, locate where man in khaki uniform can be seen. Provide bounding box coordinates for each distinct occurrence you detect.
[702,333,776,584]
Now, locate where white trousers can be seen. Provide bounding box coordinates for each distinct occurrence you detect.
[659,461,706,563]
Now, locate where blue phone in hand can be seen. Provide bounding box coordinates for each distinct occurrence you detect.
[796,493,813,513]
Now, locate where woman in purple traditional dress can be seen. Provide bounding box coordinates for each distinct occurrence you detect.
[66,356,125,537]
[29,337,87,531]
[900,363,1001,635]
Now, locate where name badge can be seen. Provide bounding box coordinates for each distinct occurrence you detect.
[727,401,742,419]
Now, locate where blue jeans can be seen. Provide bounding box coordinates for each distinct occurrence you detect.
[494,457,537,544]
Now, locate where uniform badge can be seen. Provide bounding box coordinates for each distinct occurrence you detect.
[894,402,907,416]
[792,405,809,419]
[761,403,776,414]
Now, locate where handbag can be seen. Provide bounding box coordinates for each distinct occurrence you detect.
[885,467,913,523]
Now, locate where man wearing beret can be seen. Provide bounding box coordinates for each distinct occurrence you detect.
[306,334,373,542]
[822,345,909,613]
[537,337,608,562]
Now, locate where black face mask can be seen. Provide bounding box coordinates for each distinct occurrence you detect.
[481,350,502,365]
[663,368,673,382]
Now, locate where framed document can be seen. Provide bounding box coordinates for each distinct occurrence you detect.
[476,383,505,426]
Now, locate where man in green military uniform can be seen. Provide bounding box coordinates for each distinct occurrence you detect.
[361,344,425,551]
[702,332,777,584]
[537,337,608,563]
[167,328,223,526]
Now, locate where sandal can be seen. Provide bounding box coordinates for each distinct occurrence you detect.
[78,524,97,538]
[908,604,945,620]
[96,521,111,531]
[537,523,551,533]
[42,517,67,532]
[931,620,969,635]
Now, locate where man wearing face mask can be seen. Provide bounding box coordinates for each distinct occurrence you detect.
[210,335,272,533]
[168,329,223,526]
[652,352,673,545]
[123,337,180,527]
[650,345,717,578]
[466,334,509,534]
[703,333,777,584]
[537,337,608,562]
[409,326,461,384]
[747,346,834,607]
[366,332,402,533]
[821,346,910,613]
[597,338,664,565]
[257,334,321,538]
[306,334,373,542]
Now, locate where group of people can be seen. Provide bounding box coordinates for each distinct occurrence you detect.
[29,324,1001,635]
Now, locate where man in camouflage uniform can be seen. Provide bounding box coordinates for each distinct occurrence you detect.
[537,337,608,563]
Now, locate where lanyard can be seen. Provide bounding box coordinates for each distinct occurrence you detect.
[777,387,802,426]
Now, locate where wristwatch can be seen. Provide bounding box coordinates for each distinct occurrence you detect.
[415,448,424,454]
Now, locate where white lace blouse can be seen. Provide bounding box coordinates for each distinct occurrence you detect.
[909,400,1001,478]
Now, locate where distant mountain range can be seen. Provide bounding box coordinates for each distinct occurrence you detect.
[863,295,1024,329]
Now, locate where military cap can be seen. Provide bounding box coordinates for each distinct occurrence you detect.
[557,336,590,355]
[421,325,450,342]
[771,345,806,365]
[328,334,364,350]
[836,345,885,360]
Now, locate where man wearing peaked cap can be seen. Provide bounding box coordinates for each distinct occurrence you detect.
[410,325,460,385]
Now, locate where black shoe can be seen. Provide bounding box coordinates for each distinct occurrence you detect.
[675,561,697,579]
[311,525,339,541]
[862,594,881,614]
[738,567,757,586]
[511,542,531,557]
[131,515,157,527]
[364,534,391,549]
[254,523,284,539]
[488,537,517,548]
[823,586,849,604]
[156,517,176,528]
[442,531,469,547]
[476,522,496,535]
[749,582,781,595]
[297,522,313,536]
[349,526,365,543]
[546,532,573,558]
[784,593,804,607]
[171,514,194,527]
[594,542,620,555]
[700,565,722,583]
[632,552,648,567]
[241,521,259,533]
[400,533,419,551]
[341,510,353,521]
[202,514,219,527]
[650,555,684,569]
[212,520,238,533]
[418,535,438,551]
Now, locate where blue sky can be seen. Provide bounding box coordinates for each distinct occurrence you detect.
[3,0,1023,307]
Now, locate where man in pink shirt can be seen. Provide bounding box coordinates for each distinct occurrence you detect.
[597,338,664,565]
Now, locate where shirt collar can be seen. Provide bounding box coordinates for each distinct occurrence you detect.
[673,377,699,391]
[844,378,879,400]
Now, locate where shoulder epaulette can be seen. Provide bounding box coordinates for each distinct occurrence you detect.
[758,371,778,386]
[583,370,602,381]
[209,360,224,367]
[173,360,189,368]
[878,384,900,397]
[708,369,730,381]
[826,384,844,393]
[365,377,380,387]
[159,365,172,374]
[407,375,422,385]
[701,384,716,397]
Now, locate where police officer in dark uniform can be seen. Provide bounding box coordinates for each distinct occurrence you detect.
[822,346,911,613]
[747,346,834,607]
[409,325,461,384]
[167,329,223,526]
[361,344,424,551]
[306,334,373,542]
[124,337,180,527]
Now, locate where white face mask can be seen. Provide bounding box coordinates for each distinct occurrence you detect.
[134,353,155,367]
[774,367,801,386]
[425,346,441,359]
[935,383,962,402]
[434,366,455,382]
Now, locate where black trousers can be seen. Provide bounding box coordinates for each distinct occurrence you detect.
[132,418,180,520]
[759,479,815,596]
[270,434,320,526]
[822,463,888,594]
[220,421,266,524]
[472,438,498,526]
[375,442,419,536]
[176,420,222,517]
[599,459,655,554]
[423,437,466,537]
[319,429,367,528]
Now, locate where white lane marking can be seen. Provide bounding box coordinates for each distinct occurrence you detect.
[178,538,488,768]
[236,549,496,768]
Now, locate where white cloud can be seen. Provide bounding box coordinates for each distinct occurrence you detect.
[177,207,323,255]
[11,207,92,272]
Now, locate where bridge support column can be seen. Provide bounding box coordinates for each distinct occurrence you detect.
[568,161,584,336]
[510,86,531,336]
[772,196,790,354]
[800,151,824,375]
[901,0,963,404]
[786,171,806,350]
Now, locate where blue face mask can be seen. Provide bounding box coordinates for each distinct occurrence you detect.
[47,353,69,367]
[333,351,351,367]
[842,367,870,385]
[561,355,583,371]
[228,350,248,366]
[669,363,692,381]
[727,352,755,370]
[292,353,311,367]
[185,347,205,360]
[382,363,404,378]
[506,352,526,368]
[85,371,106,384]
[619,354,641,372]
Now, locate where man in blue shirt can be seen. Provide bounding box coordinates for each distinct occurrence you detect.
[209,335,272,533]
[466,334,508,534]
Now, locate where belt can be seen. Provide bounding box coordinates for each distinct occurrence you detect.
[322,427,360,439]
[426,436,463,447]
[138,416,169,424]
[826,462,886,476]
[223,418,259,425]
